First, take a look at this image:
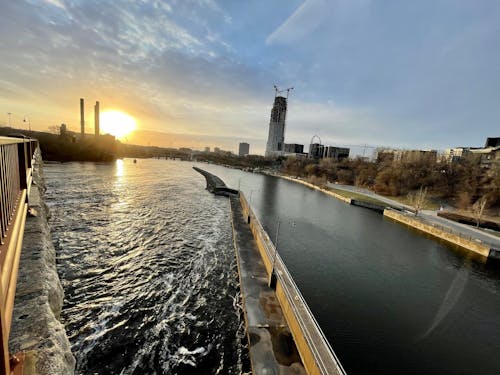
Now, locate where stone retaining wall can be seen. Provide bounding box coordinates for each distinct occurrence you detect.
[384,209,491,258]
[8,151,75,374]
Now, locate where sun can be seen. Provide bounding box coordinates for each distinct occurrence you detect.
[100,110,137,139]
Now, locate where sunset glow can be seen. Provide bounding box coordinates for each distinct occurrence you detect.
[100,110,137,139]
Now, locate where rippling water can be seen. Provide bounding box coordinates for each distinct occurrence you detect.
[44,159,248,374]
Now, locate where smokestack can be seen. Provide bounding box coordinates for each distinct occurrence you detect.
[80,98,85,137]
[94,101,100,137]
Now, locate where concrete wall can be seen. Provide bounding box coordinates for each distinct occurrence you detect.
[240,193,345,375]
[8,150,75,374]
[350,199,385,213]
[278,176,352,204]
[384,209,491,258]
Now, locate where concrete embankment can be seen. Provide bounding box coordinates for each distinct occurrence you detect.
[384,209,492,258]
[193,166,238,196]
[195,167,345,374]
[279,176,352,204]
[239,193,345,375]
[8,151,75,374]
[277,175,386,213]
[230,196,306,374]
[278,174,498,258]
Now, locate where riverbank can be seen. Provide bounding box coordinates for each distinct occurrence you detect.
[8,151,75,374]
[271,172,500,258]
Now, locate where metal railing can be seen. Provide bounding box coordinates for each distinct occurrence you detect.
[240,193,346,375]
[0,136,37,375]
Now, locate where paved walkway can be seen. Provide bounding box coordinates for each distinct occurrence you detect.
[230,196,306,375]
[328,183,500,251]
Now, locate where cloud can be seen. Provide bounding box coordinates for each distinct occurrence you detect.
[1,1,499,152]
[266,0,328,45]
[42,0,66,10]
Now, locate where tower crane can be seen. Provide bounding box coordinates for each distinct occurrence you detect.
[273,85,294,98]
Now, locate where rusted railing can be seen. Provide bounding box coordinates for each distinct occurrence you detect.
[0,136,37,375]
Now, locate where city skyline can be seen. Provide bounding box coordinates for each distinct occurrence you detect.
[1,1,499,154]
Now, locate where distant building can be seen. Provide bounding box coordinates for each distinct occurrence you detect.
[399,149,437,163]
[485,137,500,148]
[266,90,289,157]
[470,146,500,168]
[376,148,436,163]
[214,147,221,153]
[204,147,210,153]
[238,142,250,157]
[284,143,304,154]
[308,143,324,159]
[308,144,349,160]
[443,147,470,163]
[324,146,350,161]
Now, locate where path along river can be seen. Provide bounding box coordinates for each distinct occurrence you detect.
[45,159,500,374]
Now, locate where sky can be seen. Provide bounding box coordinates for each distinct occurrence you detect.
[0,0,499,154]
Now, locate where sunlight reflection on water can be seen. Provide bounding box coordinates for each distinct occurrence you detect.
[45,159,247,374]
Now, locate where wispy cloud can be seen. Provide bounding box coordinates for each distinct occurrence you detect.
[266,0,328,45]
[1,0,499,151]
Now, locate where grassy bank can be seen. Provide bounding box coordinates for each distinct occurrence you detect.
[324,186,394,208]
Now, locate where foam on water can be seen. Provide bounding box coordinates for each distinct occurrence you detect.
[44,159,248,374]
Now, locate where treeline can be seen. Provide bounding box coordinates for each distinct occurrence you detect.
[282,155,500,209]
[196,152,277,169]
[0,127,116,162]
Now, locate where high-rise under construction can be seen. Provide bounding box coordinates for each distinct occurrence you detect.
[265,86,292,157]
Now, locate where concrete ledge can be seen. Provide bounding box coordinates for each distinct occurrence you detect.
[278,176,352,204]
[384,209,491,258]
[193,167,239,196]
[230,196,305,374]
[239,193,345,375]
[8,151,75,374]
[350,199,385,213]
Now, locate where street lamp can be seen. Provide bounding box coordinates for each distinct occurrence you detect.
[23,117,31,132]
[269,217,295,289]
[249,188,260,204]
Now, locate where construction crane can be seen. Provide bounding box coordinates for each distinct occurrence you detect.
[273,85,294,98]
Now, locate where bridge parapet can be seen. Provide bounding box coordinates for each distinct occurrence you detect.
[0,136,38,375]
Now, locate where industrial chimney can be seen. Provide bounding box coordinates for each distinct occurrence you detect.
[80,98,85,138]
[94,101,100,137]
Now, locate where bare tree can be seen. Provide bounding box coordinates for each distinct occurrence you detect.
[409,186,428,217]
[47,125,60,134]
[472,195,488,228]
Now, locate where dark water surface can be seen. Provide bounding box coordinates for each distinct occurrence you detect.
[45,159,247,374]
[45,159,500,375]
[202,164,500,375]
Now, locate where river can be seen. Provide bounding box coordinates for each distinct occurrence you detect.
[44,159,248,374]
[45,159,500,374]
